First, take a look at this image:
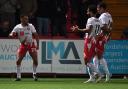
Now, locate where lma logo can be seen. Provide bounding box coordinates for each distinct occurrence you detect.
[41,41,81,64]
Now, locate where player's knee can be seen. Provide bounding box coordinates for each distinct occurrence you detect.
[84,58,89,65]
[33,60,38,66]
[97,55,103,60]
[16,60,22,65]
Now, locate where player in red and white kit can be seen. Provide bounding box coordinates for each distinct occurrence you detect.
[72,5,103,83]
[93,2,113,82]
[9,14,39,81]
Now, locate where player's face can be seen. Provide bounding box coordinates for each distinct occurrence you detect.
[87,8,91,17]
[97,5,103,14]
[20,16,29,25]
[97,6,104,14]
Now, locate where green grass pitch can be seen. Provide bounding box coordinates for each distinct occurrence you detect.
[0,78,128,89]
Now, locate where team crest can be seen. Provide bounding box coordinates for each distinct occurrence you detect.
[20,31,24,36]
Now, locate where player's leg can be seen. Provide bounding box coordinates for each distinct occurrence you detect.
[97,37,110,82]
[94,38,106,82]
[94,37,103,74]
[16,45,27,81]
[93,55,100,73]
[94,58,104,83]
[83,38,97,83]
[84,62,96,83]
[84,60,102,83]
[93,55,103,82]
[100,58,110,82]
[102,36,111,82]
[29,47,38,81]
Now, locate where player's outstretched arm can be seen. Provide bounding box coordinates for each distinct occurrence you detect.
[77,28,89,32]
[71,25,89,32]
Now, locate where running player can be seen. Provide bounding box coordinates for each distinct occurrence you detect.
[9,14,39,81]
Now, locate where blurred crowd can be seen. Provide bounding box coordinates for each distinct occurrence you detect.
[0,0,103,38]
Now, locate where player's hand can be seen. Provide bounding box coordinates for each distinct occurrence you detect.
[70,25,79,32]
[9,32,17,38]
[9,33,13,37]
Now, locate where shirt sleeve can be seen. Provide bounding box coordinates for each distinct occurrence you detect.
[30,24,37,33]
[99,15,108,25]
[86,18,93,29]
[11,25,18,33]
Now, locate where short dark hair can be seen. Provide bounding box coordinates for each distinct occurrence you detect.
[88,5,97,14]
[98,2,107,9]
[20,14,28,18]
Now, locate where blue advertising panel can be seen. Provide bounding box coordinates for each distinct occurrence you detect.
[104,40,128,74]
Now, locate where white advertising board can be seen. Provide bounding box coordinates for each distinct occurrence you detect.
[0,39,86,74]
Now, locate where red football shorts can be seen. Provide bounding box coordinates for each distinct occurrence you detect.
[84,37,96,62]
[96,35,107,57]
[18,42,37,55]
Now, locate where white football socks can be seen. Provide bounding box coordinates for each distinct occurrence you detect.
[33,65,37,75]
[16,65,21,78]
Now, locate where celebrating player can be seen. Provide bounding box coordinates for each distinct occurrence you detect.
[93,2,113,82]
[9,14,39,81]
[72,5,103,83]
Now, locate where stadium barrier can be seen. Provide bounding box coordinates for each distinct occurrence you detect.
[0,39,128,77]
